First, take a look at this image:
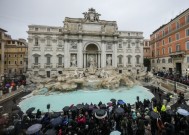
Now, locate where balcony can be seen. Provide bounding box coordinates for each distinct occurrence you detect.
[117,64,123,67]
[135,64,141,67]
[32,47,40,51]
[32,63,41,68]
[56,63,64,68]
[44,63,53,68]
[126,64,132,68]
[169,51,185,58]
[135,49,141,53]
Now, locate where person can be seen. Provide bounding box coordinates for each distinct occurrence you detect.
[107,55,112,66]
[36,109,41,119]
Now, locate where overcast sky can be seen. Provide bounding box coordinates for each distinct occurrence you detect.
[0,0,189,40]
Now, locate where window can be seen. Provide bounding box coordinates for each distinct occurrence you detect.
[128,33,130,36]
[35,38,38,46]
[34,57,38,64]
[9,70,11,73]
[157,50,160,56]
[168,58,172,63]
[58,57,62,65]
[9,55,11,57]
[136,43,139,48]
[35,28,38,31]
[168,25,171,32]
[127,56,131,64]
[186,41,189,50]
[152,60,154,63]
[162,59,165,63]
[47,57,51,65]
[168,37,172,43]
[162,30,165,36]
[176,44,180,52]
[135,55,140,64]
[176,21,180,29]
[176,33,180,40]
[15,55,17,57]
[162,40,165,45]
[20,61,22,64]
[187,57,189,63]
[47,28,50,31]
[20,70,22,74]
[5,55,6,58]
[118,56,122,64]
[169,47,172,53]
[20,55,22,57]
[187,14,189,23]
[119,44,122,49]
[162,48,165,55]
[15,61,17,64]
[186,28,189,37]
[4,61,6,64]
[128,43,131,48]
[59,29,62,32]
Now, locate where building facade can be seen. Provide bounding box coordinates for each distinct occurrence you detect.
[0,29,28,78]
[150,8,189,76]
[143,39,151,58]
[28,8,144,77]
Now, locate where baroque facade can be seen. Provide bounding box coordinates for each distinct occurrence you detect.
[150,8,189,76]
[28,8,144,77]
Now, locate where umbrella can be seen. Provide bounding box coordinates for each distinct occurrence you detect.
[89,105,94,110]
[100,104,106,109]
[110,130,121,135]
[83,104,89,110]
[150,111,160,119]
[110,98,116,102]
[50,117,63,127]
[177,108,189,116]
[45,129,56,135]
[107,102,112,106]
[63,106,70,112]
[70,106,77,112]
[76,104,84,109]
[117,100,125,105]
[51,112,61,118]
[114,107,125,115]
[26,124,42,135]
[180,104,189,112]
[95,109,107,119]
[26,107,35,114]
[166,110,175,115]
[5,83,10,87]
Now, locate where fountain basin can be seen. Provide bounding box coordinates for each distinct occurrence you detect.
[19,86,154,113]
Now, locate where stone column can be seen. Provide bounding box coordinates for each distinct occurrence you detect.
[78,41,83,68]
[113,42,118,67]
[64,40,69,68]
[98,53,100,68]
[101,42,106,68]
[83,53,86,68]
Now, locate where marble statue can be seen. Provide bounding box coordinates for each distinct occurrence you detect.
[89,56,95,68]
[107,55,112,66]
[71,55,77,67]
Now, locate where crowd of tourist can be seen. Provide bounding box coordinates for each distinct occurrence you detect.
[0,86,189,135]
[154,71,189,86]
[0,75,26,95]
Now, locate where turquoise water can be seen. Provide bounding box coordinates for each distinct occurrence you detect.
[19,86,154,113]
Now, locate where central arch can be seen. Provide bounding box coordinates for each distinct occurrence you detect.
[83,43,101,68]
